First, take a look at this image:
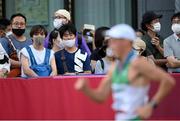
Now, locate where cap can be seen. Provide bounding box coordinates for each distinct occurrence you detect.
[105,24,136,41]
[54,9,71,21]
[133,38,146,50]
[142,11,162,24]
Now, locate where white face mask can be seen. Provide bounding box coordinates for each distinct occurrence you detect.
[63,38,76,48]
[106,47,114,57]
[171,23,180,34]
[53,19,63,29]
[6,31,12,36]
[152,22,161,32]
[55,38,64,49]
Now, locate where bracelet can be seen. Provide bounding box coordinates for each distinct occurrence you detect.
[149,100,158,109]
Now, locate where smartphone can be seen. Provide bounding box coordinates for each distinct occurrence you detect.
[83,24,95,31]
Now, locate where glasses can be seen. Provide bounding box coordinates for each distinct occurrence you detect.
[52,16,66,20]
[12,22,26,27]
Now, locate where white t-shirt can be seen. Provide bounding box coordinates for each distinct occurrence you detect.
[0,43,10,72]
[20,45,54,77]
[95,57,112,74]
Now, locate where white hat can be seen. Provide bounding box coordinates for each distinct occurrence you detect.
[55,9,71,21]
[106,24,136,41]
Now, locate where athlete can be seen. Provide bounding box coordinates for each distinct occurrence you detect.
[75,24,175,120]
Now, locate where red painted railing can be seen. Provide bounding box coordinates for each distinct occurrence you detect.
[0,74,179,120]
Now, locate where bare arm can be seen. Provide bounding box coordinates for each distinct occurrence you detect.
[75,63,115,103]
[90,60,97,73]
[166,56,180,68]
[10,59,21,68]
[148,55,167,66]
[50,56,57,76]
[21,54,38,77]
[135,57,175,104]
[134,57,175,119]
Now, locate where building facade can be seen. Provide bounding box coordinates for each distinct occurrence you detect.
[0,0,178,38]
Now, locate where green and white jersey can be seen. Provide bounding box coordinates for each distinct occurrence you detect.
[111,51,149,120]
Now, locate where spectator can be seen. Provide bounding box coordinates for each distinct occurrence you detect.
[94,37,115,74]
[90,27,110,72]
[44,9,71,48]
[0,18,12,37]
[20,25,57,78]
[82,24,95,52]
[0,13,32,77]
[0,43,10,78]
[44,9,91,56]
[55,23,91,75]
[141,11,167,70]
[133,38,154,65]
[164,12,180,73]
[47,29,64,52]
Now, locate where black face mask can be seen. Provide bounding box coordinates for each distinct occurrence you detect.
[12,29,25,36]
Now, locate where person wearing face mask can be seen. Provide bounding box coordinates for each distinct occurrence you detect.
[0,13,32,77]
[55,23,91,75]
[141,11,167,70]
[44,9,71,48]
[20,25,57,78]
[94,37,115,74]
[47,29,64,52]
[164,12,180,73]
[82,30,94,52]
[90,26,110,73]
[133,38,154,65]
[95,39,115,74]
[0,18,12,38]
[44,9,91,56]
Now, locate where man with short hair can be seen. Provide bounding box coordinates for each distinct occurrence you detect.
[164,12,180,73]
[0,18,12,37]
[55,23,91,75]
[141,11,167,70]
[0,13,32,77]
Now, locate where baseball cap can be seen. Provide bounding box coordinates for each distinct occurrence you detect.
[142,11,162,24]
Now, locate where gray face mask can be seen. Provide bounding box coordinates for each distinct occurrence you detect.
[33,35,45,46]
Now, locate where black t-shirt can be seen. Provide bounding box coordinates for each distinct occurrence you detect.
[55,49,91,74]
[90,48,105,61]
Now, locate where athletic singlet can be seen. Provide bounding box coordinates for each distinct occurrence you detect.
[111,50,149,120]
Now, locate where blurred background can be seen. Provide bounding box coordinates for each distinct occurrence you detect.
[1,0,179,38]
